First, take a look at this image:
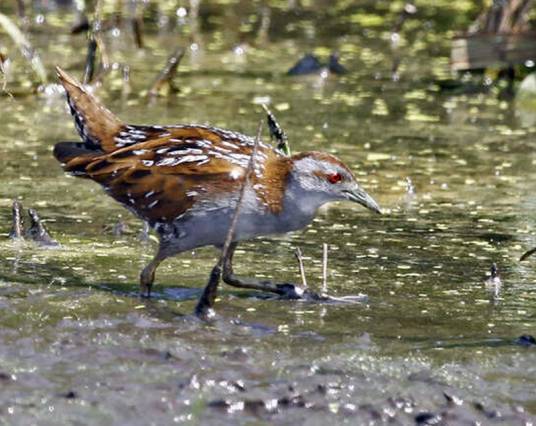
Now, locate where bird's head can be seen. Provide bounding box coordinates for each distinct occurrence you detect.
[288,151,381,214]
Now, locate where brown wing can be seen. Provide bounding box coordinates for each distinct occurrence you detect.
[71,125,281,224]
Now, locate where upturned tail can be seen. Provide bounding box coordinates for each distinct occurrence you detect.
[54,67,127,172]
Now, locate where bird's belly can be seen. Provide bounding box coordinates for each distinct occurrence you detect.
[157,207,314,255]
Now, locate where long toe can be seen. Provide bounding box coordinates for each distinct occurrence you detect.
[275,283,307,299]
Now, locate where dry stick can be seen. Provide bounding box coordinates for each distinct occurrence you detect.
[0,13,47,85]
[0,52,7,92]
[148,47,185,97]
[390,2,416,81]
[27,208,59,247]
[83,35,98,84]
[16,0,26,21]
[294,247,308,288]
[520,247,536,261]
[322,243,328,295]
[9,200,23,240]
[256,6,271,45]
[121,64,131,98]
[131,16,144,48]
[195,120,263,319]
[129,0,144,48]
[16,0,29,32]
[85,0,111,84]
[189,0,201,45]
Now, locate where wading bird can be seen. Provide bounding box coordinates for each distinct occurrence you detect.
[54,67,381,298]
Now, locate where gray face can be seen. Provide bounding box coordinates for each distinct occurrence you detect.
[291,155,382,214]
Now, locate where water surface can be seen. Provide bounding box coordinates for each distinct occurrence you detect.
[1,1,536,424]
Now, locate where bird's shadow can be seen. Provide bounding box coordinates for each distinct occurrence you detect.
[1,254,281,334]
[1,249,366,331]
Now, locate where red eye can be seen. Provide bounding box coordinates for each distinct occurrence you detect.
[327,173,342,184]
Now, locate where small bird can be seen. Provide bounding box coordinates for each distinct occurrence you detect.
[54,67,381,298]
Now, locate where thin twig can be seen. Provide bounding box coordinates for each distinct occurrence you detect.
[16,0,26,21]
[256,6,271,44]
[131,16,144,48]
[27,208,59,247]
[294,247,308,288]
[0,52,7,92]
[9,200,24,240]
[219,120,263,265]
[83,35,98,84]
[121,64,131,98]
[520,246,536,261]
[129,0,144,48]
[189,0,201,45]
[195,120,263,319]
[261,104,290,156]
[93,0,110,75]
[390,2,417,81]
[148,47,185,97]
[83,0,111,84]
[322,243,328,295]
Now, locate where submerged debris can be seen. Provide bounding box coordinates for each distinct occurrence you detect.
[484,263,501,286]
[27,208,59,247]
[287,53,322,75]
[287,52,347,76]
[327,53,347,75]
[104,220,129,236]
[414,411,441,425]
[294,247,308,288]
[58,390,78,399]
[515,334,536,346]
[484,263,501,300]
[8,200,59,247]
[519,246,536,261]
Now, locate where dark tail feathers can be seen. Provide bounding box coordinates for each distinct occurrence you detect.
[53,141,101,175]
[56,67,124,153]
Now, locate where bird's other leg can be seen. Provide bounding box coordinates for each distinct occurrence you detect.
[221,242,306,299]
[140,247,167,298]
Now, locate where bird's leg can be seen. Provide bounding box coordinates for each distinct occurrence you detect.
[140,248,166,298]
[221,242,310,299]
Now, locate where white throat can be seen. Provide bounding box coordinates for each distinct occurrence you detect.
[283,175,333,218]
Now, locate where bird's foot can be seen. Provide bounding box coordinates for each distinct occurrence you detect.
[139,282,152,299]
[275,283,329,300]
[275,283,366,303]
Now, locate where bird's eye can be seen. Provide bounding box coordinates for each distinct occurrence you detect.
[327,173,343,184]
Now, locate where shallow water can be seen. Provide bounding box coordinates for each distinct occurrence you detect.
[1,1,536,424]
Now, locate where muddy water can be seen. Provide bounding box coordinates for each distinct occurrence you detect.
[1,1,536,424]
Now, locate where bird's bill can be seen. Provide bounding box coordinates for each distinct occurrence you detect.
[344,188,382,214]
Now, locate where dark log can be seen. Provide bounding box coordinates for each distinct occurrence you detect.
[451,32,536,71]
